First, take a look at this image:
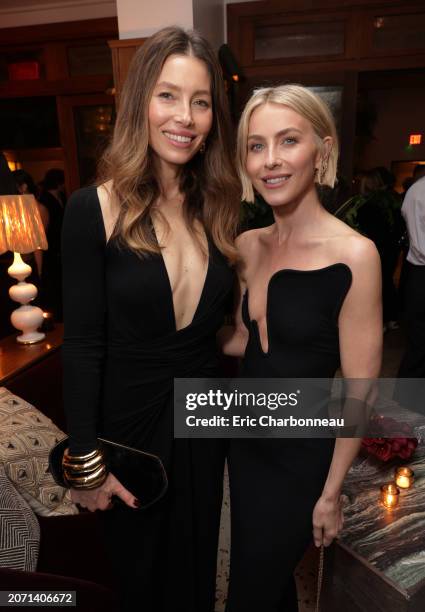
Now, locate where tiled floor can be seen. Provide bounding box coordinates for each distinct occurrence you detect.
[215,327,406,612]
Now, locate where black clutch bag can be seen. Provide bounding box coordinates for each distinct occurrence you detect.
[49,437,168,510]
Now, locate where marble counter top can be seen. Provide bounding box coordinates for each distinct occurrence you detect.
[340,425,425,598]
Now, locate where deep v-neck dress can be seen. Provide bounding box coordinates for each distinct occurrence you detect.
[62,186,234,612]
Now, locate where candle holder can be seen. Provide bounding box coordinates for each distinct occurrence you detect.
[395,467,414,489]
[380,483,400,509]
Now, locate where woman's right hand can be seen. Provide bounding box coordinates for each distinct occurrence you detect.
[70,472,139,512]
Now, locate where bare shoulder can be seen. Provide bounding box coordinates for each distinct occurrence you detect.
[341,234,380,272]
[326,215,380,270]
[337,232,381,300]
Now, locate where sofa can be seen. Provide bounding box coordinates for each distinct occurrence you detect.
[0,348,119,611]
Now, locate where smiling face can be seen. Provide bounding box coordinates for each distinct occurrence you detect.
[148,53,213,172]
[246,102,329,208]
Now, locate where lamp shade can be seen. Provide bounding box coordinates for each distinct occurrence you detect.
[0,194,48,254]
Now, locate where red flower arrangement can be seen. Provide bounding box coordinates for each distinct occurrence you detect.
[362,416,418,461]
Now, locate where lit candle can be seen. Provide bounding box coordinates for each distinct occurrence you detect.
[380,483,400,509]
[395,467,414,489]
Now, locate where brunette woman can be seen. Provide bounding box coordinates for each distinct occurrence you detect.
[61,27,239,612]
[221,85,382,611]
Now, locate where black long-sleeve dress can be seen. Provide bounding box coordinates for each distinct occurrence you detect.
[62,186,234,612]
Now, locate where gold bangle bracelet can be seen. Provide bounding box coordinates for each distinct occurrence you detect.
[63,464,104,478]
[64,463,106,482]
[67,474,107,490]
[64,464,107,489]
[63,448,100,462]
[62,453,104,473]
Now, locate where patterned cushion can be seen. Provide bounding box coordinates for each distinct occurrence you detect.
[0,388,78,517]
[0,465,39,571]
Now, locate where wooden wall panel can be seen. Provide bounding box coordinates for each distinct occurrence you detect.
[0,17,118,46]
[0,17,118,192]
[227,0,425,181]
[108,38,146,105]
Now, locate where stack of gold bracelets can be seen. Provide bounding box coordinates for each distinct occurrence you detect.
[62,447,107,489]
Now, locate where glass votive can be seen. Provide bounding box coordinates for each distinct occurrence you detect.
[395,467,414,489]
[380,483,400,509]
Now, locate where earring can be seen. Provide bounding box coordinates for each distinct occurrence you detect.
[199,142,206,154]
[319,159,328,183]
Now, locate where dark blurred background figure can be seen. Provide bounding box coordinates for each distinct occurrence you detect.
[357,168,404,330]
[397,164,425,304]
[13,169,49,280]
[401,163,425,200]
[337,167,404,330]
[399,165,425,378]
[13,168,40,198]
[402,176,415,196]
[401,164,425,200]
[38,168,66,321]
[412,163,425,183]
[395,173,425,413]
[0,152,18,196]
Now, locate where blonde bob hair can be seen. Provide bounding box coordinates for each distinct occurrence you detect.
[236,84,339,203]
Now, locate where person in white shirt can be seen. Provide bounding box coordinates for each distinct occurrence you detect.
[398,174,425,382]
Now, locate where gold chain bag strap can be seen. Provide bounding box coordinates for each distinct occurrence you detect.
[315,544,325,612]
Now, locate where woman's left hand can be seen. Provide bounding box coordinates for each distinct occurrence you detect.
[312,494,344,547]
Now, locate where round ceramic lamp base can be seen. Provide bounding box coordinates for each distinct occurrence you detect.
[10,304,45,345]
[16,330,46,344]
[8,252,46,345]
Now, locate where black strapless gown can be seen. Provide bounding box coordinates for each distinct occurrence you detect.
[227,264,352,612]
[62,186,234,612]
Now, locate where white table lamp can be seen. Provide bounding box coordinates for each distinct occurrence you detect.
[0,194,48,344]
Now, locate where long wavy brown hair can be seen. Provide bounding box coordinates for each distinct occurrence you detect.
[98,26,239,261]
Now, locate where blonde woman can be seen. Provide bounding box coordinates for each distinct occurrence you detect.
[61,27,239,612]
[221,85,382,611]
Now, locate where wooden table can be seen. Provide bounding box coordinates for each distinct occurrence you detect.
[0,325,65,429]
